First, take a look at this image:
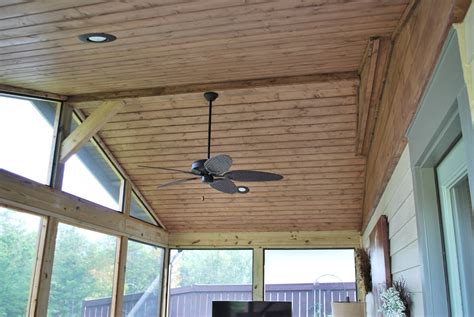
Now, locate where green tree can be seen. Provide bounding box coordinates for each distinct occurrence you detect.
[0,208,40,317]
[48,225,97,316]
[124,241,164,295]
[171,250,252,288]
[48,225,118,317]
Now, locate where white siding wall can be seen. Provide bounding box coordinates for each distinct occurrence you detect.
[362,146,424,316]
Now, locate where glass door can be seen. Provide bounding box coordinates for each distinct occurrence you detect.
[436,138,473,316]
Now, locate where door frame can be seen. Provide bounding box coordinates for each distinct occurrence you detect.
[407,28,474,316]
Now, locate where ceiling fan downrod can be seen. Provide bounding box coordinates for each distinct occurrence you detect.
[204,91,218,159]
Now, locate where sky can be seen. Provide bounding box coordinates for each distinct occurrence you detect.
[264,249,356,283]
[1,96,357,279]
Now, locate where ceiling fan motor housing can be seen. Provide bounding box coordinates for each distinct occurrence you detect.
[201,174,214,184]
[191,159,207,174]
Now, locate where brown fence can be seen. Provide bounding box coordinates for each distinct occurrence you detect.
[83,282,356,317]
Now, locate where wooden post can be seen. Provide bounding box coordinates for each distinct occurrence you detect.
[121,180,132,216]
[160,248,170,317]
[29,101,73,316]
[253,248,264,301]
[49,102,72,188]
[28,217,58,317]
[111,236,128,317]
[111,180,131,316]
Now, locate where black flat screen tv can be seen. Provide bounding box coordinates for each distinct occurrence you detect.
[212,301,292,317]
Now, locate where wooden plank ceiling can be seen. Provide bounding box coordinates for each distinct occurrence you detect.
[0,0,411,232]
[0,0,407,95]
[76,77,364,232]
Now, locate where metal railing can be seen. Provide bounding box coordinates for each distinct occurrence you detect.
[82,282,356,317]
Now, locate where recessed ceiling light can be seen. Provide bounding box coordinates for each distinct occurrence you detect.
[237,186,250,194]
[78,33,117,43]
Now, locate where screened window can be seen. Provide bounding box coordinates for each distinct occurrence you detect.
[62,116,123,211]
[130,192,157,225]
[48,223,117,317]
[0,94,57,184]
[122,240,165,316]
[264,249,356,317]
[169,249,253,317]
[0,207,42,316]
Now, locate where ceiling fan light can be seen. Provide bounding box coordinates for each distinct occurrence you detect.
[237,186,250,194]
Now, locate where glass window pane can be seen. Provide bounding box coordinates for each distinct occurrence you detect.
[0,95,57,184]
[122,240,164,316]
[0,207,42,316]
[48,223,117,317]
[62,117,123,211]
[169,249,253,317]
[264,249,356,317]
[130,192,158,226]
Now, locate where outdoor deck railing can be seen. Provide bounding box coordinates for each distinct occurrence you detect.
[82,282,356,317]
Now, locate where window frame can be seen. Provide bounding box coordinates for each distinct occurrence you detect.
[0,92,61,186]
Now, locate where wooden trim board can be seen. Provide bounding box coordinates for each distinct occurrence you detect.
[168,231,361,248]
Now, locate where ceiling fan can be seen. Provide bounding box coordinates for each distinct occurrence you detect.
[140,91,283,194]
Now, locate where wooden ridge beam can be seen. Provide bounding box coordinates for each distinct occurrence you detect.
[67,71,359,103]
[59,100,125,163]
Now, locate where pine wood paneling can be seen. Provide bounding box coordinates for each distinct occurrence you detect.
[0,0,408,95]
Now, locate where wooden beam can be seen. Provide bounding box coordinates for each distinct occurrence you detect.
[59,100,125,163]
[252,248,264,301]
[0,169,168,246]
[453,0,472,22]
[356,37,392,155]
[391,0,418,41]
[67,72,359,103]
[168,231,361,248]
[0,83,68,101]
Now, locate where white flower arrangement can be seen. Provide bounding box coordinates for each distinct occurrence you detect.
[379,286,406,317]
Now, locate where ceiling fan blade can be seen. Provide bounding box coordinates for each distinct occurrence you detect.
[158,177,199,189]
[223,170,283,182]
[138,165,196,175]
[209,178,238,194]
[204,154,233,175]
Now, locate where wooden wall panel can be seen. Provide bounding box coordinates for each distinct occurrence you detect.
[362,0,468,227]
